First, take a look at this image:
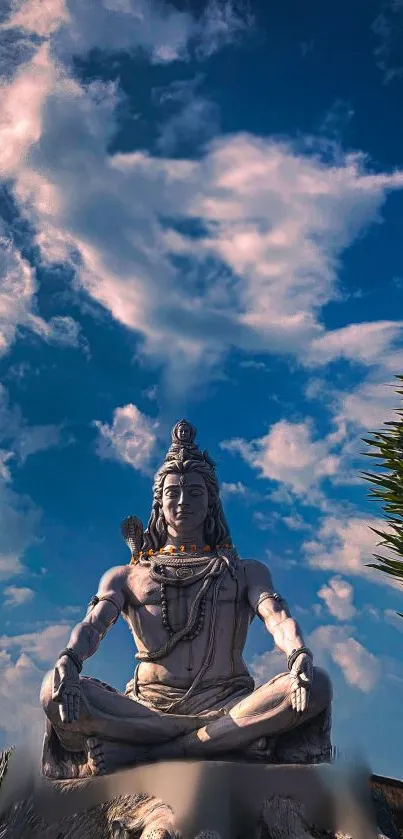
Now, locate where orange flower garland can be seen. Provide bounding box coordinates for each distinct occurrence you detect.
[134,542,234,562]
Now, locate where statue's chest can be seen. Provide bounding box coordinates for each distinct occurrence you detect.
[130,565,244,608]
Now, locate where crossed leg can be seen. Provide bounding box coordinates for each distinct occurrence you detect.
[40,671,222,774]
[40,667,332,775]
[143,667,332,761]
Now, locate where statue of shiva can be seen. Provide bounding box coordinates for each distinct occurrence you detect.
[40,420,332,780]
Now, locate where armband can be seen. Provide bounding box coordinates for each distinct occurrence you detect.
[86,594,121,625]
[256,591,287,614]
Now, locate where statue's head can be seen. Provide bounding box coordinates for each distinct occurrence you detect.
[142,420,232,552]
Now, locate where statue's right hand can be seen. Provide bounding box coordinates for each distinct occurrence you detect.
[52,655,90,724]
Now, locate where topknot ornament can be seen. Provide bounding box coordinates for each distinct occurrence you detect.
[165,420,216,469]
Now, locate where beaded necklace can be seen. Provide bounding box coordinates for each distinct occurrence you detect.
[149,555,219,640]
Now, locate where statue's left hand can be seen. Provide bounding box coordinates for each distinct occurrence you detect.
[290,653,313,715]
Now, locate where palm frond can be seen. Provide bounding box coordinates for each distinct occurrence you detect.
[362,374,403,618]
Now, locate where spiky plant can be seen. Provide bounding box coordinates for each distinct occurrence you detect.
[0,747,13,790]
[361,374,403,613]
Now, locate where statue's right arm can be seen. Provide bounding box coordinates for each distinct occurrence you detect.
[57,565,128,667]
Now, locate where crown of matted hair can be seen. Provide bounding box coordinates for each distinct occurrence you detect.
[164,419,216,469]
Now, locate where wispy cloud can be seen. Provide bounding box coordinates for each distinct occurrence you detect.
[3,585,35,607]
[0,384,65,464]
[221,419,339,498]
[221,480,249,496]
[250,622,381,693]
[0,228,85,358]
[303,515,399,587]
[155,76,219,154]
[0,386,67,582]
[0,468,40,583]
[194,0,254,60]
[1,7,403,386]
[317,576,356,620]
[309,624,381,692]
[249,647,285,686]
[307,321,403,368]
[94,403,158,473]
[372,0,403,84]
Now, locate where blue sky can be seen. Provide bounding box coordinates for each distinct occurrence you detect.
[0,0,403,779]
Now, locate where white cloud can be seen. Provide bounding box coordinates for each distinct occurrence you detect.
[0,387,67,582]
[4,0,69,37]
[334,378,402,433]
[317,576,356,620]
[282,513,310,531]
[1,0,403,387]
[250,624,381,693]
[0,554,25,581]
[372,0,403,84]
[16,424,63,463]
[250,624,382,694]
[194,0,253,59]
[307,321,403,368]
[221,480,248,496]
[94,403,158,473]
[309,625,381,692]
[4,0,251,67]
[0,623,70,662]
[0,43,55,178]
[0,475,40,582]
[0,623,70,747]
[221,419,339,496]
[0,650,45,746]
[249,647,285,686]
[0,384,64,464]
[3,585,35,607]
[253,510,275,531]
[304,515,398,587]
[0,229,84,358]
[0,235,37,356]
[155,76,219,154]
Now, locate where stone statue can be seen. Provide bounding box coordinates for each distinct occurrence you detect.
[40,420,332,782]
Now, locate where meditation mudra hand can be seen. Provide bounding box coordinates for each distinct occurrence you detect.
[40,419,332,779]
[52,655,90,724]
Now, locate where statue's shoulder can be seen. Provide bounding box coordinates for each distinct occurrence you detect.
[238,558,274,586]
[98,564,129,592]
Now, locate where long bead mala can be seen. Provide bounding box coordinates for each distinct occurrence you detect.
[150,555,218,641]
[135,555,224,663]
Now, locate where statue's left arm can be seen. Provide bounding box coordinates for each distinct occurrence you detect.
[245,560,313,714]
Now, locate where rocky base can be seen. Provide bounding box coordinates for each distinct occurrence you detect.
[1,748,400,839]
[0,789,394,839]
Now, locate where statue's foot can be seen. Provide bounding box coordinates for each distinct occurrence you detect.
[244,736,277,761]
[87,737,145,775]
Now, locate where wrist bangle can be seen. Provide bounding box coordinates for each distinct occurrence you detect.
[287,646,313,671]
[58,647,83,673]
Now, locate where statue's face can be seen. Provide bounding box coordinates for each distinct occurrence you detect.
[177,422,192,442]
[162,471,209,538]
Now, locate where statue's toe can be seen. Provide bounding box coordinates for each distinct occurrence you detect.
[87,737,107,775]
